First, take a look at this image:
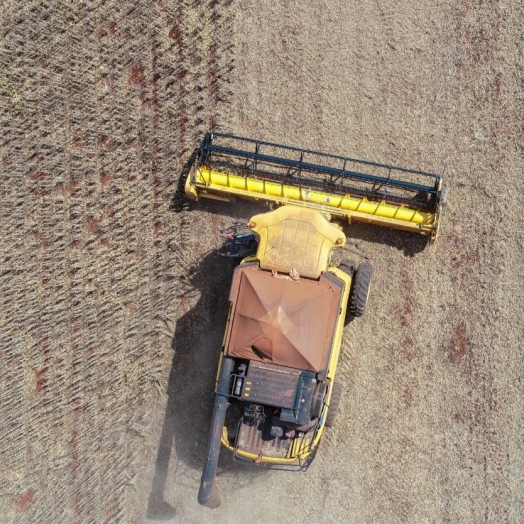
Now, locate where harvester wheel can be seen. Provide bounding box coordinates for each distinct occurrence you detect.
[340,260,357,325]
[325,382,343,428]
[349,262,373,317]
[338,259,356,277]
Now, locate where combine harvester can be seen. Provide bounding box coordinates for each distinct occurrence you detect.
[184,132,445,508]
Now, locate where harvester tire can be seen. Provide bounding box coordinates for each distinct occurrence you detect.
[349,263,373,317]
[338,259,356,277]
[310,382,328,419]
[326,382,343,428]
[339,260,357,325]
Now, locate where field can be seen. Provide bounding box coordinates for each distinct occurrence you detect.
[1,1,523,523]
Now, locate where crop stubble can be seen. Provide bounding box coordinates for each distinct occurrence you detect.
[1,1,234,522]
[1,1,523,523]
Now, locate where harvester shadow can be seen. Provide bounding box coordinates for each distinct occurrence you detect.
[169,147,198,214]
[342,222,428,257]
[147,251,265,520]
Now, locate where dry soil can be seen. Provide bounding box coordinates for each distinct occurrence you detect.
[1,1,523,523]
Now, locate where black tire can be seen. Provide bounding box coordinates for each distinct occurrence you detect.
[325,382,343,428]
[338,258,356,277]
[349,262,373,317]
[339,259,356,325]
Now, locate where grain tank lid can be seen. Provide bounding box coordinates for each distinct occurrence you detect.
[225,266,342,373]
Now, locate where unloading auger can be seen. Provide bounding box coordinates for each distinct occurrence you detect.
[185,132,446,243]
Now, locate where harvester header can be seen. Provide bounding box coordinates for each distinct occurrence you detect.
[185,132,445,243]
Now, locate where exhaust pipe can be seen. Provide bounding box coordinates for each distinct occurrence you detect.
[198,355,235,508]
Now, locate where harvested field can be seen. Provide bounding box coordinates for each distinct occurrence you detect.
[1,1,523,523]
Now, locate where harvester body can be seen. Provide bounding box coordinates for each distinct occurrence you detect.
[198,206,355,508]
[187,133,445,508]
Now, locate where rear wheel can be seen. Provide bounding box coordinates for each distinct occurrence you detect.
[349,262,373,317]
[325,382,343,427]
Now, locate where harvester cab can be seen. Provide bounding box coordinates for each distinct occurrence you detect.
[184,132,445,508]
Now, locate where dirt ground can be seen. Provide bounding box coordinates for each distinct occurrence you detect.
[1,1,523,523]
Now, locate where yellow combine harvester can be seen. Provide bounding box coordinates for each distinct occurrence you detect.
[186,133,445,508]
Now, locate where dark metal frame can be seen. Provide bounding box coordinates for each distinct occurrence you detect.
[196,132,442,211]
[224,372,320,472]
[231,419,318,472]
[216,222,259,259]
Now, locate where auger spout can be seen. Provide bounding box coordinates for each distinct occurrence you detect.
[198,355,235,508]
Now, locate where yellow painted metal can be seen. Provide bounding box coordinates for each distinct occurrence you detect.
[249,205,345,279]
[185,165,441,242]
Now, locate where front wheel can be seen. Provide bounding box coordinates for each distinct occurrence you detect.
[348,263,373,317]
[338,258,356,277]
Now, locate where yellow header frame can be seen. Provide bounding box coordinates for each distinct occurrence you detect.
[185,165,442,243]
